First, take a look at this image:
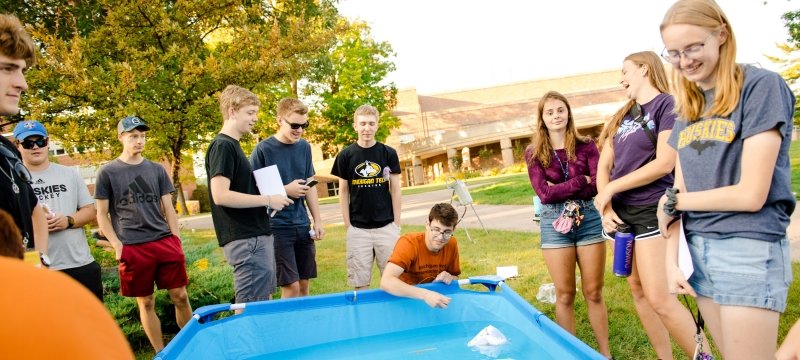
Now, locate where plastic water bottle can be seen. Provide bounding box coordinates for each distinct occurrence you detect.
[613,223,634,277]
[536,283,556,304]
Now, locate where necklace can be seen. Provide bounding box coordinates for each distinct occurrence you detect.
[552,149,569,181]
[0,160,18,194]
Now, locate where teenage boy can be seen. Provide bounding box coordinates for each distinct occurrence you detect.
[250,98,324,298]
[14,120,102,300]
[0,14,48,264]
[331,104,401,290]
[380,203,461,308]
[95,116,191,352]
[206,85,292,303]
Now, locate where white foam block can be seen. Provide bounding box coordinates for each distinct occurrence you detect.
[496,266,518,279]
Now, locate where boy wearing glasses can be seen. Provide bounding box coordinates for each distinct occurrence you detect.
[0,14,49,263]
[95,116,192,352]
[332,104,402,290]
[250,98,324,298]
[380,203,461,309]
[13,120,102,300]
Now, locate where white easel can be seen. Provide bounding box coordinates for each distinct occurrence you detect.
[445,177,488,242]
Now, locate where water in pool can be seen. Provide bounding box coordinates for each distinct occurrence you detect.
[251,320,562,359]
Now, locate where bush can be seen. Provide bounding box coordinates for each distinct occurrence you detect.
[101,235,234,353]
[192,184,211,213]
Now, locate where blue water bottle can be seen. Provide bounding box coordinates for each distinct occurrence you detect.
[612,223,634,277]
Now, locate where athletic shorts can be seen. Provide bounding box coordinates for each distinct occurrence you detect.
[223,235,276,303]
[539,200,604,249]
[61,261,103,301]
[346,222,399,287]
[601,203,661,241]
[687,235,791,313]
[272,227,317,286]
[119,234,188,297]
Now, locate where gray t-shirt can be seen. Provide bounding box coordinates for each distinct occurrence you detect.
[95,159,174,245]
[668,65,796,241]
[30,163,95,270]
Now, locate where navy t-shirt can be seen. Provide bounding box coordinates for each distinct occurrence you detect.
[668,65,796,241]
[250,136,315,228]
[610,93,676,205]
[331,142,401,229]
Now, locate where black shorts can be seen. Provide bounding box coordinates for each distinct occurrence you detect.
[60,261,103,301]
[601,203,661,241]
[272,227,317,286]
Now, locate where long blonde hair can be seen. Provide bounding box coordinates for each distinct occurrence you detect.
[660,0,743,120]
[525,91,588,168]
[598,51,670,148]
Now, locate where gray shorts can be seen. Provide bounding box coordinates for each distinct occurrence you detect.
[346,223,400,287]
[222,235,276,303]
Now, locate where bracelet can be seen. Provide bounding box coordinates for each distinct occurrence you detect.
[663,187,682,217]
[266,195,271,211]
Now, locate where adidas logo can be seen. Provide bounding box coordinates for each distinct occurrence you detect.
[35,178,45,184]
[119,175,159,206]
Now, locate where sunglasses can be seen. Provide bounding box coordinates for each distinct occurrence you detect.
[0,143,32,183]
[282,118,310,130]
[19,137,48,150]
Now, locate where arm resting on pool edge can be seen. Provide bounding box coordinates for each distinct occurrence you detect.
[380,263,453,309]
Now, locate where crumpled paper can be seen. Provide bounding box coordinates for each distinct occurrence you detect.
[467,325,508,358]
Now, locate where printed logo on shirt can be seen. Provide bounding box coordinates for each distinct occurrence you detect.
[676,117,734,154]
[615,116,655,143]
[32,180,67,200]
[120,175,160,206]
[351,160,387,187]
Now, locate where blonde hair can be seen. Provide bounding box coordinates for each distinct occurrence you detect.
[219,85,261,120]
[525,91,588,168]
[276,98,308,119]
[0,14,36,67]
[660,0,743,120]
[353,104,379,122]
[598,51,670,148]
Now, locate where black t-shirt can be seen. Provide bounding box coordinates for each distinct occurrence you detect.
[0,136,37,249]
[331,142,401,228]
[205,134,271,246]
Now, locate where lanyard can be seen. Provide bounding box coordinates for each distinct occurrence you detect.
[552,150,568,182]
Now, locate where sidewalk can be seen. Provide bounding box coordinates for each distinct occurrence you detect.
[178,188,800,261]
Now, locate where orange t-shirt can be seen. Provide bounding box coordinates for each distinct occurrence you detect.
[387,232,460,285]
[0,256,134,360]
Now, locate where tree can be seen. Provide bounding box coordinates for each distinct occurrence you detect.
[21,0,335,212]
[303,20,399,157]
[772,10,800,124]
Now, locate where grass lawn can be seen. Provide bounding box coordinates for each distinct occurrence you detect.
[129,225,800,359]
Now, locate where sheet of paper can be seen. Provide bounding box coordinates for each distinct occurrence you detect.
[253,165,287,196]
[678,220,694,279]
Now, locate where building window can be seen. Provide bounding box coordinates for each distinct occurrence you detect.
[327,180,339,197]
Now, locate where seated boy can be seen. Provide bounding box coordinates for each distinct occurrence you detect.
[380,203,461,309]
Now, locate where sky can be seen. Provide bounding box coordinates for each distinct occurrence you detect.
[337,0,798,94]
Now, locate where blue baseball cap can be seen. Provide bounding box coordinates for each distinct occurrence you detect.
[13,120,48,140]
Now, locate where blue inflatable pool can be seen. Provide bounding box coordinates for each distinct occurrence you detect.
[155,276,604,359]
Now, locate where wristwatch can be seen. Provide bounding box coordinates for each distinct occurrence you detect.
[66,216,75,229]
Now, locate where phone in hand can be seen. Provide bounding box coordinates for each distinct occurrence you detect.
[305,179,319,188]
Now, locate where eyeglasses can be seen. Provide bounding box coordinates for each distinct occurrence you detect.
[18,137,48,150]
[430,227,454,240]
[661,32,716,65]
[0,143,32,183]
[282,118,309,130]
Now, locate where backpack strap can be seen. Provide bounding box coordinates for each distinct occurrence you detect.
[630,103,657,148]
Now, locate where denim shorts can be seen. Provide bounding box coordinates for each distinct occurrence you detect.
[687,235,792,312]
[539,200,604,249]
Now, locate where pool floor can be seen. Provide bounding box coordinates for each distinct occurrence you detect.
[252,321,559,359]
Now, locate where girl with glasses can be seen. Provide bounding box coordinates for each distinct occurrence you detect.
[659,1,795,359]
[524,91,611,359]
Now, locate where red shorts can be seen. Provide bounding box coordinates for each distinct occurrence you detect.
[119,234,189,297]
